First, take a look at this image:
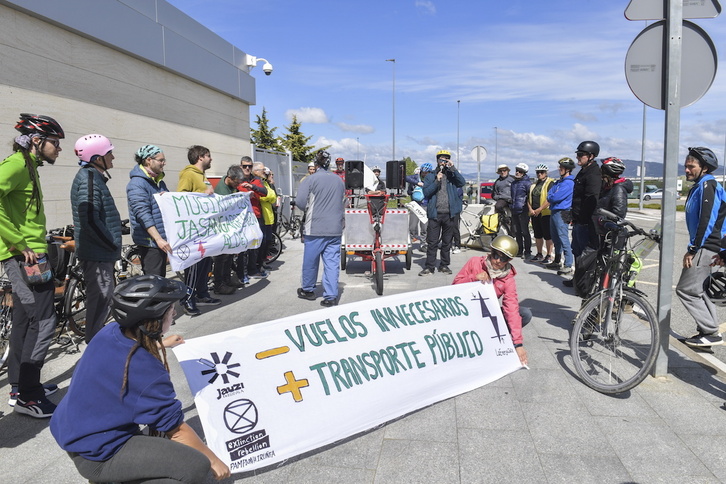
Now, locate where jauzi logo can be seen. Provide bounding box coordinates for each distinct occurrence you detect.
[199,351,241,384]
[217,382,245,400]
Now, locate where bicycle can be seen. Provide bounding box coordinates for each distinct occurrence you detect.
[569,209,661,394]
[458,200,509,251]
[0,277,12,370]
[47,227,88,342]
[115,219,143,283]
[277,197,302,240]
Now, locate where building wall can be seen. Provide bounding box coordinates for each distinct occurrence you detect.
[0,2,254,229]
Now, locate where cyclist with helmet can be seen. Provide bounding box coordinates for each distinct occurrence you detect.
[1,113,64,417]
[333,157,346,182]
[127,144,172,277]
[594,157,633,243]
[492,164,514,234]
[419,150,466,275]
[677,147,726,347]
[510,163,533,259]
[570,141,602,263]
[405,164,429,245]
[50,275,230,482]
[546,157,576,273]
[527,164,555,263]
[453,235,531,366]
[70,134,122,343]
[296,151,346,306]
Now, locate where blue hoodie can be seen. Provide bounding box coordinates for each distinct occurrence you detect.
[685,173,726,254]
[547,174,575,211]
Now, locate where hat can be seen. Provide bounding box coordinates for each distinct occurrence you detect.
[308,162,315,167]
[497,164,509,171]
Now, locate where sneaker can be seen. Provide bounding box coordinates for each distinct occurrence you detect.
[545,261,562,270]
[438,265,452,274]
[320,299,337,307]
[14,397,56,418]
[242,275,250,285]
[562,279,574,287]
[251,270,269,279]
[557,266,573,276]
[531,254,543,262]
[524,253,533,261]
[213,284,236,295]
[419,268,434,276]
[683,332,723,347]
[197,296,221,306]
[540,256,553,265]
[8,384,58,407]
[297,288,316,301]
[452,247,461,254]
[228,274,245,288]
[419,244,428,253]
[182,299,201,317]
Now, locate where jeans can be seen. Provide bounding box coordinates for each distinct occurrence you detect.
[550,210,573,267]
[302,235,342,301]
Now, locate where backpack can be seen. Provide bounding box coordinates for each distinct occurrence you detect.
[412,186,424,202]
[480,213,500,235]
[573,246,600,298]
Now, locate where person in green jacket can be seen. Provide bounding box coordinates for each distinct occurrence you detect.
[0,113,64,418]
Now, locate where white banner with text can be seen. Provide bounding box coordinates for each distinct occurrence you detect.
[173,282,523,473]
[154,191,263,272]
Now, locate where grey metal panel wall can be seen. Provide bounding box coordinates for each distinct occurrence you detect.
[0,0,255,104]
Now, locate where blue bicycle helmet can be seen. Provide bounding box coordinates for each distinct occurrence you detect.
[420,163,433,173]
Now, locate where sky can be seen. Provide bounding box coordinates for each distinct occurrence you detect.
[166,0,726,179]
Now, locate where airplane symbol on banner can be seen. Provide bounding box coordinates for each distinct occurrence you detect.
[472,291,506,343]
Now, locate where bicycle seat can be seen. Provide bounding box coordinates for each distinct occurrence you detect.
[60,240,76,252]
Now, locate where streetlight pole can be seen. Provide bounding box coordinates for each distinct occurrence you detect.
[494,127,498,166]
[356,137,360,160]
[386,59,396,161]
[456,100,460,168]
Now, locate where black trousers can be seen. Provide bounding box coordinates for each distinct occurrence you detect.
[425,213,456,270]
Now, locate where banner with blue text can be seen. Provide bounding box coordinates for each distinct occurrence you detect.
[154,192,262,271]
[173,282,523,473]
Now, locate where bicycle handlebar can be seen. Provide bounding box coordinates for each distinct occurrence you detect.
[594,208,660,242]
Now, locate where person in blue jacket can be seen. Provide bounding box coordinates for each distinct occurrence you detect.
[510,163,533,259]
[126,145,172,276]
[546,157,576,273]
[50,275,230,483]
[70,134,122,343]
[678,147,726,347]
[419,150,466,276]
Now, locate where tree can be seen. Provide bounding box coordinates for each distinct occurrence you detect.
[402,156,417,175]
[250,107,284,151]
[280,115,328,163]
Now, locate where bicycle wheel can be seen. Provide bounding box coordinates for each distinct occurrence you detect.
[373,252,384,296]
[266,232,283,263]
[340,247,347,270]
[0,292,12,370]
[277,214,289,238]
[290,217,301,239]
[65,277,88,338]
[405,249,412,270]
[570,289,659,394]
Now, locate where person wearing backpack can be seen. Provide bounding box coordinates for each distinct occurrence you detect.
[406,165,429,246]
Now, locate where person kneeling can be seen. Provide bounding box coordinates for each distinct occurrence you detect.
[50,275,230,483]
[452,235,530,366]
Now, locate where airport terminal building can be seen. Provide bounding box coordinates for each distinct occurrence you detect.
[0,0,257,228]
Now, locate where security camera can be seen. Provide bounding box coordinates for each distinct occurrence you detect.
[262,62,273,76]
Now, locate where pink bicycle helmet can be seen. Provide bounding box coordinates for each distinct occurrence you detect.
[75,134,114,164]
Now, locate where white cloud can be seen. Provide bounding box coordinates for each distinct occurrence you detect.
[285,107,329,124]
[335,122,375,134]
[415,0,436,15]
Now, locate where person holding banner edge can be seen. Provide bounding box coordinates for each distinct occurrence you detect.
[127,145,172,277]
[50,274,230,482]
[452,235,530,366]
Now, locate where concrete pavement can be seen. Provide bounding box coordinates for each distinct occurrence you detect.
[1,232,725,484]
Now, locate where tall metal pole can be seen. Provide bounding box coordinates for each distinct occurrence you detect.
[639,103,647,211]
[386,59,396,161]
[654,0,683,376]
[456,100,461,168]
[494,127,498,166]
[356,137,360,160]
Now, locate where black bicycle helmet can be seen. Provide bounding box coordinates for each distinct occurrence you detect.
[315,150,331,170]
[14,113,65,139]
[112,275,186,328]
[601,157,626,178]
[704,271,726,307]
[688,147,718,173]
[558,157,575,170]
[576,140,600,158]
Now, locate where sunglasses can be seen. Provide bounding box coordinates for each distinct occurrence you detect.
[490,250,511,262]
[576,151,588,158]
[45,138,61,148]
[242,164,253,168]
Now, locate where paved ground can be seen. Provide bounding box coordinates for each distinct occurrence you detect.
[1,220,725,483]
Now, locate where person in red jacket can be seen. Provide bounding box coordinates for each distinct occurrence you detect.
[452,235,530,365]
